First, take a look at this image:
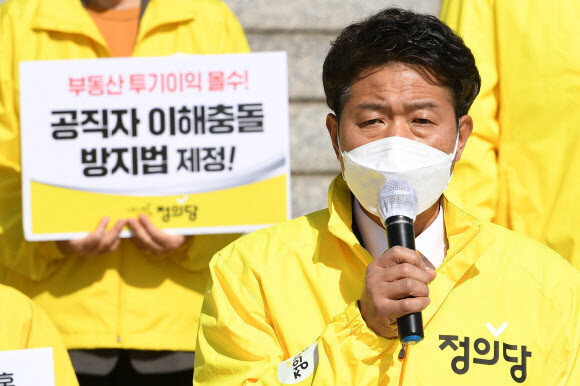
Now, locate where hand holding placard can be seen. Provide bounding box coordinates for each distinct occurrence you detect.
[127,214,189,257]
[56,217,125,258]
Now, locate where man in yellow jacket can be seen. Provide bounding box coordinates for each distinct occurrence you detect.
[439,0,580,269]
[0,283,78,386]
[0,0,248,383]
[194,8,580,385]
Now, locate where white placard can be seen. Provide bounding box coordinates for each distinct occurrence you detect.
[0,348,55,386]
[19,52,290,240]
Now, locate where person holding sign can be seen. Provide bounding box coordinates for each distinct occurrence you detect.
[0,283,78,386]
[193,8,580,385]
[0,0,248,384]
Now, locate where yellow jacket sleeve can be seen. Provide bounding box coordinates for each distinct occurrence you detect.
[554,273,580,384]
[0,5,69,281]
[169,233,241,272]
[441,0,500,223]
[194,254,398,385]
[217,0,250,53]
[0,162,68,281]
[0,285,78,386]
[26,300,79,386]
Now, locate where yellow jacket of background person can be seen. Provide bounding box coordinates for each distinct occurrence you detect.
[0,0,248,351]
[0,284,78,386]
[439,0,580,269]
[194,176,579,385]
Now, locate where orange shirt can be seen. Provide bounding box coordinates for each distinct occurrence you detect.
[86,4,140,57]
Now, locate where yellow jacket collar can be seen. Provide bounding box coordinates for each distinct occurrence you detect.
[327,174,495,275]
[440,185,495,278]
[327,175,372,265]
[32,0,197,51]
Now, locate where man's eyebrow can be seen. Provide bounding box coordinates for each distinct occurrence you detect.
[356,101,439,112]
[404,101,439,110]
[357,102,391,111]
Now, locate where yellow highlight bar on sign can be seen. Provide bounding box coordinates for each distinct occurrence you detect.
[30,175,287,235]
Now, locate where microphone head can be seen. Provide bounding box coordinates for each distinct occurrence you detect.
[377,179,418,223]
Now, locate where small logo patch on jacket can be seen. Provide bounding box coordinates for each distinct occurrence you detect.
[277,342,319,384]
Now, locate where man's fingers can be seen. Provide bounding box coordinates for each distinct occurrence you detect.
[427,268,437,282]
[417,251,428,270]
[76,217,110,254]
[375,246,424,269]
[362,246,435,339]
[107,238,122,253]
[381,263,432,285]
[95,216,110,232]
[393,297,431,318]
[96,219,126,253]
[138,214,187,253]
[127,218,164,254]
[110,219,127,238]
[138,214,171,247]
[386,278,429,300]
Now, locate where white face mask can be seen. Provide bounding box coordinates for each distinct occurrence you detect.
[339,132,459,217]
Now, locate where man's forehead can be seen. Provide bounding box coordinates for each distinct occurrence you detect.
[353,63,444,88]
[347,63,454,108]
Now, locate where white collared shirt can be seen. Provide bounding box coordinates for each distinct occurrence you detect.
[353,199,446,269]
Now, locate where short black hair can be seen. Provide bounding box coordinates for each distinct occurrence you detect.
[322,8,481,119]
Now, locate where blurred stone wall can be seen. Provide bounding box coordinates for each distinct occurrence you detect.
[227,0,442,217]
[0,0,442,218]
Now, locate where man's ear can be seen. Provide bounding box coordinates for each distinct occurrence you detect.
[326,113,341,160]
[454,114,473,163]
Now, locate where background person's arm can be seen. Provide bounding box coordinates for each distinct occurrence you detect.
[25,295,80,386]
[0,6,72,281]
[1,285,78,386]
[215,0,250,53]
[440,0,500,223]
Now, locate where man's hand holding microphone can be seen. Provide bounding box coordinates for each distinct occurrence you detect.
[359,180,436,343]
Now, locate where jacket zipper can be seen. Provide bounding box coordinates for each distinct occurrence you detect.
[398,344,406,359]
[398,344,409,385]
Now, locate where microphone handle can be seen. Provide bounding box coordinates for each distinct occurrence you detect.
[386,215,424,345]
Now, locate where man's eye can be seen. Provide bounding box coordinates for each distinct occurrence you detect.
[362,119,383,126]
[413,118,431,124]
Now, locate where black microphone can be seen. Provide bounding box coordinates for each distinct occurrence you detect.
[377,179,424,345]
